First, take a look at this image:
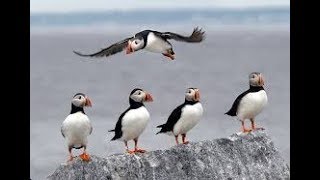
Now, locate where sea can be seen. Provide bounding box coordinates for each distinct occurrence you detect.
[30,7,290,179]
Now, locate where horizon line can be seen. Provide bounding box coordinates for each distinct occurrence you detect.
[30,5,289,14]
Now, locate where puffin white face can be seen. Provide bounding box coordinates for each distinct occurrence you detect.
[126,38,144,54]
[249,72,265,87]
[130,89,153,103]
[72,93,92,108]
[185,88,200,102]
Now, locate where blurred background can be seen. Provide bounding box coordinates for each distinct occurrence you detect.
[30,0,290,179]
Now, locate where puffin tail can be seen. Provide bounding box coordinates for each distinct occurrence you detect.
[225,109,236,116]
[156,124,165,135]
[108,129,115,132]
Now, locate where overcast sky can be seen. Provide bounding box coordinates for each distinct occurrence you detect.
[30,0,289,13]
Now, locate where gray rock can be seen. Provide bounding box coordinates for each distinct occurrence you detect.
[48,131,290,180]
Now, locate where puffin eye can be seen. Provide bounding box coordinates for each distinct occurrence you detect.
[138,91,141,95]
[135,41,138,45]
[78,96,81,99]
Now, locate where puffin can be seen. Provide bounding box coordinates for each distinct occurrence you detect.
[156,88,203,145]
[61,93,93,162]
[73,27,205,60]
[225,72,268,133]
[108,88,153,154]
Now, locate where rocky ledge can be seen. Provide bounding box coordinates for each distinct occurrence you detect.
[48,131,290,180]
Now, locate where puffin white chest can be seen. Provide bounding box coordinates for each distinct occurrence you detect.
[173,103,203,135]
[145,32,171,53]
[62,112,91,147]
[121,106,150,141]
[237,90,268,120]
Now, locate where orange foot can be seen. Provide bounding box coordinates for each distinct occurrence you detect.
[134,148,146,153]
[242,128,252,133]
[183,141,189,144]
[126,149,135,154]
[79,153,91,162]
[252,127,265,131]
[162,53,175,60]
[67,156,74,162]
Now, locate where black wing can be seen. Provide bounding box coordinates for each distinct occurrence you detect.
[109,107,131,140]
[61,125,65,138]
[159,27,205,43]
[225,90,250,116]
[156,104,184,134]
[73,37,133,58]
[89,125,93,135]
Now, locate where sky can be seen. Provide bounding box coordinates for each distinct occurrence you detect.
[30,0,289,13]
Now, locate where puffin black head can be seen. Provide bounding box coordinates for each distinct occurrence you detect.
[249,72,265,87]
[129,88,153,106]
[70,93,92,114]
[185,88,200,103]
[126,37,145,54]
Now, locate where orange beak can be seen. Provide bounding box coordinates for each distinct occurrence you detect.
[194,89,200,101]
[144,92,153,102]
[126,41,134,54]
[85,97,92,107]
[259,74,265,86]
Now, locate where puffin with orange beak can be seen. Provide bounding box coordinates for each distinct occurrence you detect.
[61,93,93,162]
[225,72,268,133]
[108,88,153,154]
[156,88,203,145]
[73,27,205,60]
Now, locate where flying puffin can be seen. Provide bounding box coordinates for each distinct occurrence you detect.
[156,88,203,145]
[61,93,93,162]
[225,72,268,133]
[108,88,153,154]
[73,27,205,60]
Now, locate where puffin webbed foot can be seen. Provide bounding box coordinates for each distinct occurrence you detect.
[67,156,74,162]
[79,153,91,162]
[126,148,146,154]
[183,141,189,144]
[162,53,175,60]
[126,149,135,154]
[252,127,265,131]
[135,148,146,153]
[242,128,252,133]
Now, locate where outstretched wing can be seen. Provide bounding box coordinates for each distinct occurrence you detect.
[159,27,205,43]
[73,36,133,58]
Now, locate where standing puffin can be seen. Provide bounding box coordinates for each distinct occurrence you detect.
[61,93,93,162]
[108,88,153,154]
[73,27,205,60]
[225,72,268,133]
[156,88,203,145]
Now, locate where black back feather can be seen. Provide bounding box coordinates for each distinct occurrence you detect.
[156,100,198,134]
[109,88,145,141]
[225,86,264,116]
